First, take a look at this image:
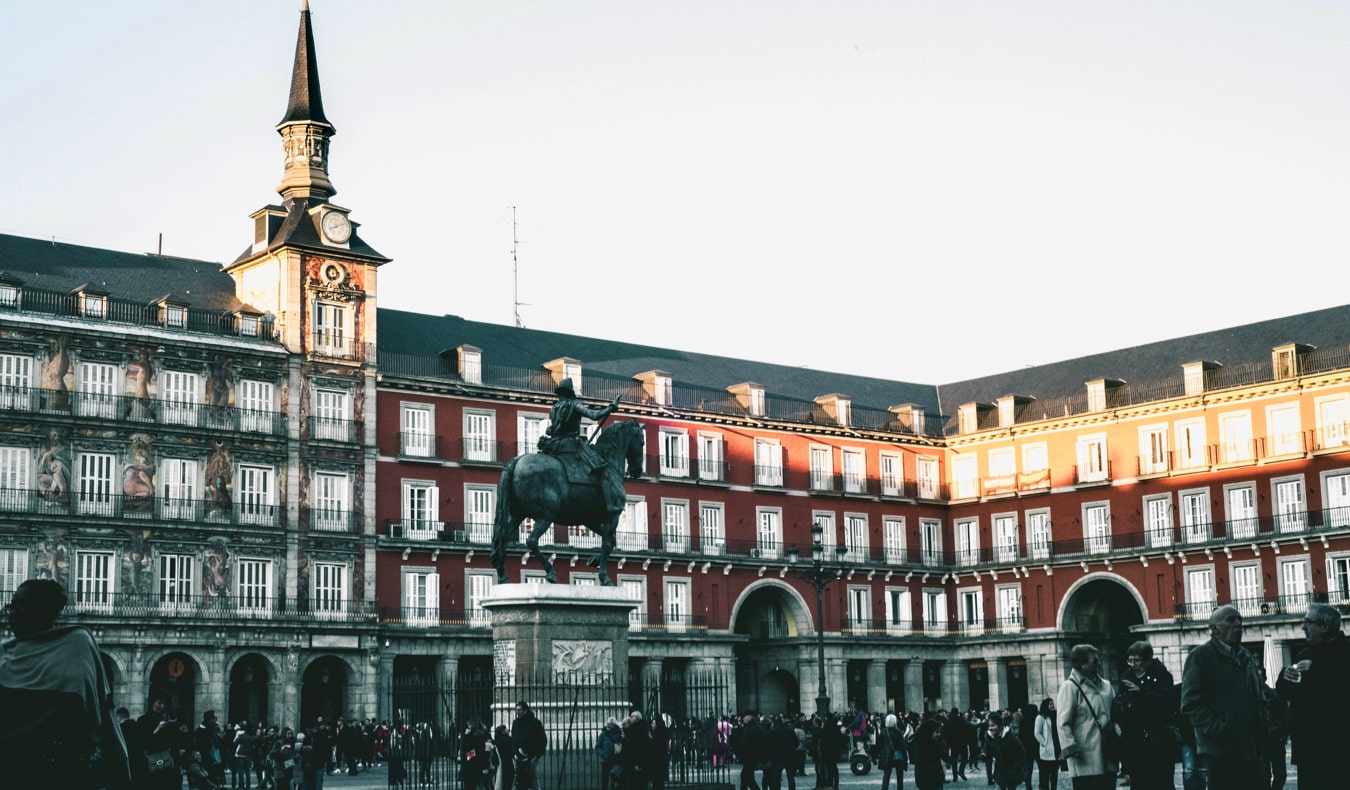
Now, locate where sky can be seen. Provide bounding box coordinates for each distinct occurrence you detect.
[3,1,1349,386]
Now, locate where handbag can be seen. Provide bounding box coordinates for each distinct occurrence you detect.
[147,750,175,774]
[1070,677,1121,763]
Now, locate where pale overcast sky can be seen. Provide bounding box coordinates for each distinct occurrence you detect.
[3,2,1348,386]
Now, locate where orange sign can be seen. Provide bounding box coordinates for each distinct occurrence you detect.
[168,659,185,678]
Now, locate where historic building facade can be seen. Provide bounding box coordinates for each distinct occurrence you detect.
[4,5,1350,723]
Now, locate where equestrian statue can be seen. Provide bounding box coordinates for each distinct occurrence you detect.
[490,378,644,586]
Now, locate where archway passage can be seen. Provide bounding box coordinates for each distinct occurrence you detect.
[301,656,349,728]
[759,668,799,715]
[149,652,201,726]
[229,654,271,726]
[1061,577,1146,680]
[732,585,799,640]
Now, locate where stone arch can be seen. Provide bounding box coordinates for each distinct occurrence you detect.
[143,646,213,686]
[1056,572,1149,680]
[728,578,813,638]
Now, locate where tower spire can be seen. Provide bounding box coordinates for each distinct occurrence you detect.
[276,0,336,201]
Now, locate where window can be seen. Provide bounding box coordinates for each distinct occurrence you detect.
[1267,404,1303,457]
[1026,510,1051,560]
[0,354,33,410]
[756,508,782,559]
[842,449,866,494]
[401,481,440,540]
[75,551,115,612]
[1186,567,1216,618]
[468,572,495,627]
[0,283,18,308]
[0,446,31,512]
[697,432,724,481]
[161,370,199,426]
[880,453,903,497]
[236,558,272,614]
[844,514,868,559]
[664,578,691,632]
[239,380,275,433]
[660,430,690,477]
[920,519,943,566]
[847,586,871,632]
[1328,555,1350,605]
[400,404,434,457]
[809,446,834,491]
[883,517,906,564]
[923,588,948,636]
[403,568,439,627]
[663,500,689,553]
[1280,559,1311,614]
[1180,490,1210,543]
[754,439,783,486]
[1144,495,1172,548]
[562,363,582,394]
[885,588,912,634]
[159,458,197,520]
[158,553,195,610]
[993,514,1018,562]
[1076,434,1108,483]
[313,301,348,353]
[1086,382,1107,413]
[238,315,260,337]
[1023,443,1048,473]
[748,387,765,417]
[313,562,347,619]
[1140,424,1168,474]
[313,472,349,531]
[958,588,984,635]
[1084,503,1110,554]
[996,586,1022,633]
[916,457,939,499]
[615,497,647,551]
[989,448,1015,478]
[463,410,496,462]
[461,349,482,385]
[700,502,725,555]
[1273,477,1306,533]
[955,518,979,566]
[621,577,646,629]
[314,389,349,441]
[465,485,496,543]
[1231,563,1261,616]
[162,305,187,328]
[1220,412,1253,463]
[1176,419,1207,469]
[1226,484,1258,539]
[0,548,28,594]
[77,362,117,418]
[953,456,978,499]
[81,293,107,318]
[518,412,547,457]
[1317,396,1350,449]
[814,512,837,555]
[77,452,116,516]
[1324,471,1350,528]
[237,465,275,525]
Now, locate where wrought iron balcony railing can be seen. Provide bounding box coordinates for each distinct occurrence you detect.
[68,591,375,623]
[398,432,441,460]
[309,416,358,443]
[0,386,285,435]
[0,487,280,527]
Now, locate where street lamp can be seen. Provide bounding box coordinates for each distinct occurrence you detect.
[787,521,850,716]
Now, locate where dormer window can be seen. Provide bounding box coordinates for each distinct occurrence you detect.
[729,382,766,417]
[815,394,852,427]
[635,370,672,407]
[459,346,482,385]
[238,313,261,337]
[1183,361,1221,396]
[80,292,107,319]
[1272,344,1312,381]
[160,303,187,329]
[959,404,978,434]
[1085,379,1124,413]
[0,282,18,309]
[544,358,582,395]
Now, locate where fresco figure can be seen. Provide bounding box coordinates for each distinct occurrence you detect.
[123,347,155,419]
[36,430,70,506]
[40,336,71,410]
[205,440,232,514]
[203,537,231,607]
[122,435,156,510]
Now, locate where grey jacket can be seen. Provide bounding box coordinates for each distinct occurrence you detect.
[1180,638,1266,758]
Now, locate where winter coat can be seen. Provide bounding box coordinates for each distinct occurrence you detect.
[1056,668,1116,778]
[990,730,1027,787]
[1276,630,1350,766]
[877,725,908,770]
[1180,637,1266,759]
[1032,713,1059,762]
[1112,657,1178,771]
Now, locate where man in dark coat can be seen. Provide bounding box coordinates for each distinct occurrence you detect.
[732,711,766,790]
[1276,601,1350,788]
[1181,604,1266,790]
[510,701,548,789]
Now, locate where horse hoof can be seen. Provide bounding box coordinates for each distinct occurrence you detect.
[545,574,558,584]
[497,574,511,584]
[600,579,614,587]
[586,555,600,567]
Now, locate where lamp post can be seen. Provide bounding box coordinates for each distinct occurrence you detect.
[787,521,849,716]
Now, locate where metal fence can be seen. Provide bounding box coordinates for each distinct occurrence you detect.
[386,674,731,790]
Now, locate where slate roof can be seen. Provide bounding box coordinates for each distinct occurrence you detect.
[0,233,246,313]
[278,3,330,128]
[231,199,388,265]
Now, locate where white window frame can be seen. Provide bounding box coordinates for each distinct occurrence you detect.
[77,451,116,516]
[0,446,31,512]
[1144,494,1173,549]
[809,445,834,491]
[1022,442,1048,473]
[957,587,984,635]
[0,548,28,594]
[844,513,868,560]
[77,362,117,419]
[1273,475,1306,533]
[1139,423,1169,475]
[660,429,690,478]
[842,448,866,494]
[313,471,350,531]
[1180,489,1211,544]
[313,300,348,353]
[1267,403,1303,457]
[1327,554,1350,606]
[953,455,978,499]
[313,388,349,441]
[1084,502,1111,554]
[158,553,195,611]
[697,432,724,482]
[463,409,496,462]
[468,571,495,627]
[923,588,948,636]
[664,577,691,633]
[1186,566,1216,618]
[403,567,439,628]
[847,585,871,632]
[955,518,979,566]
[1076,434,1108,483]
[1323,470,1350,529]
[756,507,782,559]
[882,517,906,564]
[1230,562,1262,616]
[920,518,943,566]
[620,576,646,630]
[312,562,347,619]
[0,354,34,411]
[699,501,725,556]
[1176,418,1207,469]
[400,403,435,457]
[885,587,912,635]
[161,370,199,427]
[235,558,272,615]
[880,452,903,497]
[159,457,197,520]
[237,464,275,526]
[814,511,837,556]
[754,439,783,487]
[988,447,1015,478]
[993,513,1018,563]
[75,550,115,613]
[465,484,496,544]
[996,585,1023,633]
[1225,483,1258,539]
[1316,395,1350,449]
[1279,558,1311,614]
[614,497,647,552]
[518,412,548,457]
[1026,509,1051,560]
[239,379,275,433]
[1220,411,1254,463]
[401,480,440,540]
[662,499,689,554]
[917,457,939,499]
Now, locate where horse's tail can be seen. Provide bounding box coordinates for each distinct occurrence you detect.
[491,457,520,564]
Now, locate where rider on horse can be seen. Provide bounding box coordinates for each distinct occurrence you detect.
[536,378,625,514]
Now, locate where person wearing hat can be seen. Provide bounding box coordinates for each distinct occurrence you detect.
[540,378,625,513]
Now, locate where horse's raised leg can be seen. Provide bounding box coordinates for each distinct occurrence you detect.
[591,513,621,586]
[493,512,525,584]
[526,519,557,583]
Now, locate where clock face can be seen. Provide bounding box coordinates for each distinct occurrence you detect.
[321,210,351,243]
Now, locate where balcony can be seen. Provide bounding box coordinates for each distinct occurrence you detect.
[387,519,446,541]
[398,432,441,460]
[696,459,727,483]
[753,464,785,488]
[310,416,358,443]
[1173,594,1314,622]
[653,452,691,480]
[309,332,364,361]
[460,438,504,466]
[311,508,360,533]
[0,487,279,527]
[1074,461,1112,486]
[0,387,285,435]
[69,591,375,624]
[0,284,280,341]
[809,471,838,494]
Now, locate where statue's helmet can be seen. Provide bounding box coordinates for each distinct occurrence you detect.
[554,378,576,397]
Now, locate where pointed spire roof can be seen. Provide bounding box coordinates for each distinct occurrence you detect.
[279,0,331,128]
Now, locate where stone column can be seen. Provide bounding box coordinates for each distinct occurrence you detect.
[903,660,924,714]
[831,656,849,713]
[865,659,887,715]
[943,660,970,712]
[987,657,1006,711]
[378,649,395,721]
[716,657,738,717]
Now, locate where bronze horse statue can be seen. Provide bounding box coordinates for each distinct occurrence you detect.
[490,419,644,586]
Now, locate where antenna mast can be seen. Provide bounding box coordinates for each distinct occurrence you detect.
[511,206,527,328]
